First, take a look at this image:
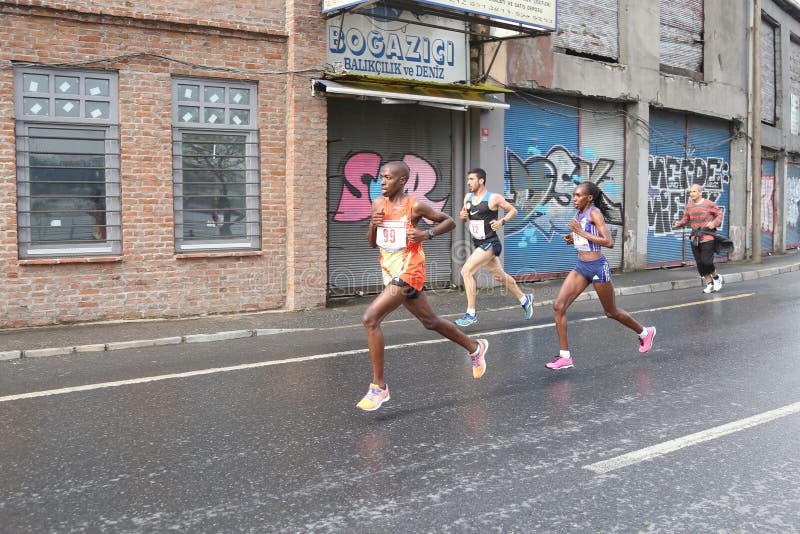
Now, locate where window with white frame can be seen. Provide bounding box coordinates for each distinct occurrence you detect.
[171,78,261,251]
[14,68,121,258]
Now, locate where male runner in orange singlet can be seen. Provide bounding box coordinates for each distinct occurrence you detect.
[357,161,490,411]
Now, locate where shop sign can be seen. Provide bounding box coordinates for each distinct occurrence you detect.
[323,0,557,32]
[327,12,467,83]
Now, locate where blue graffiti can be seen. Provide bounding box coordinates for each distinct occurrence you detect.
[505,145,622,247]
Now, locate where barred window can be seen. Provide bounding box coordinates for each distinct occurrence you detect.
[172,78,261,251]
[14,68,121,258]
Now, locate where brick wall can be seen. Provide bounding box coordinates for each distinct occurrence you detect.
[0,1,328,328]
[285,0,329,310]
[3,0,286,34]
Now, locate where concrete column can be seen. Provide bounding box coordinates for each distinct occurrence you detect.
[623,101,651,271]
[729,123,750,260]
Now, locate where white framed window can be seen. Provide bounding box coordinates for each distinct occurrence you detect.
[172,78,261,251]
[14,68,121,258]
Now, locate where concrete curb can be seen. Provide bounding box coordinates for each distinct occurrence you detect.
[3,263,799,362]
[0,350,23,361]
[9,326,337,361]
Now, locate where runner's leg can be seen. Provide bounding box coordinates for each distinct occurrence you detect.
[460,246,495,311]
[361,284,406,386]
[593,281,644,333]
[484,255,524,300]
[404,292,479,353]
[553,271,590,351]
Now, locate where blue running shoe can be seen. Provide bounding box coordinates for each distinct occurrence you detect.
[455,312,478,327]
[522,293,534,320]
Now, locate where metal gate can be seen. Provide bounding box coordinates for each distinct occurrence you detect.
[503,94,625,279]
[787,163,800,249]
[761,158,776,253]
[326,99,454,296]
[647,110,731,267]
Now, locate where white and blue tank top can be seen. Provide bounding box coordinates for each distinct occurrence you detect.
[572,205,602,252]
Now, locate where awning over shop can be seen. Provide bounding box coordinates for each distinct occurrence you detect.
[312,77,510,111]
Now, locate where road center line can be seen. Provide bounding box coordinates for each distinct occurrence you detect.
[0,293,753,404]
[584,400,800,474]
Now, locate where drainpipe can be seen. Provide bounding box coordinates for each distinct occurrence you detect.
[752,0,762,262]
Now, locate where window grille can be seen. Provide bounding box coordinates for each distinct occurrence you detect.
[14,68,121,258]
[172,78,261,251]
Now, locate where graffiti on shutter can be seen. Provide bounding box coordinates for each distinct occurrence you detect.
[503,95,625,279]
[326,100,454,296]
[761,159,776,253]
[787,164,800,249]
[647,110,731,267]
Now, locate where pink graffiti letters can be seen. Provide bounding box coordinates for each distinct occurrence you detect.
[333,152,446,222]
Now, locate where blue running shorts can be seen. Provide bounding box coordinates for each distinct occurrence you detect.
[574,256,611,283]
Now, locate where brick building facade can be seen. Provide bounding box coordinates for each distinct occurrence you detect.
[0,1,328,328]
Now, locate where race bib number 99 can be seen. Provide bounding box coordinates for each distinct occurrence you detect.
[376,220,407,251]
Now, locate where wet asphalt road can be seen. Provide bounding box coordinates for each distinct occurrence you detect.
[1,273,799,532]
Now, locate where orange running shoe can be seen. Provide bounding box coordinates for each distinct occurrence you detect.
[469,339,489,379]
[356,383,390,411]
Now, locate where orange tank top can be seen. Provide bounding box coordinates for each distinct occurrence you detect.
[378,196,426,291]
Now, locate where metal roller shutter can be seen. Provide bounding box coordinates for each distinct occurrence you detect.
[761,19,777,125]
[553,0,618,61]
[687,114,731,265]
[579,99,625,270]
[660,0,704,73]
[326,99,454,297]
[786,163,800,249]
[761,159,777,253]
[791,40,800,135]
[647,110,732,267]
[503,94,625,279]
[647,110,688,266]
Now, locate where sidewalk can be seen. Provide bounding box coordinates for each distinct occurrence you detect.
[2,250,799,361]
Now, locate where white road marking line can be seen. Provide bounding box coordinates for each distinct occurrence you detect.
[357,292,753,329]
[0,293,753,404]
[0,350,366,403]
[584,400,800,474]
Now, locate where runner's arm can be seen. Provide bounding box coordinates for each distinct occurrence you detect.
[366,198,385,248]
[569,208,614,248]
[410,199,455,243]
[489,193,517,231]
[459,194,470,222]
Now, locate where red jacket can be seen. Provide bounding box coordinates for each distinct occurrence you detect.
[677,199,724,243]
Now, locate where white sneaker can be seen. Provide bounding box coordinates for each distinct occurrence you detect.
[712,276,723,292]
[703,282,713,294]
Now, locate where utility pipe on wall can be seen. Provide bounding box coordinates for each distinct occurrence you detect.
[752,0,762,263]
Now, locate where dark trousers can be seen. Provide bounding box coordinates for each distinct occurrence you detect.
[691,240,716,277]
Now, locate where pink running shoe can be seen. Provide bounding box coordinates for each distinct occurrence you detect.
[638,326,656,353]
[545,355,574,370]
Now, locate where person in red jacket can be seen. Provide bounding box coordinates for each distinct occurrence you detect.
[673,183,725,293]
